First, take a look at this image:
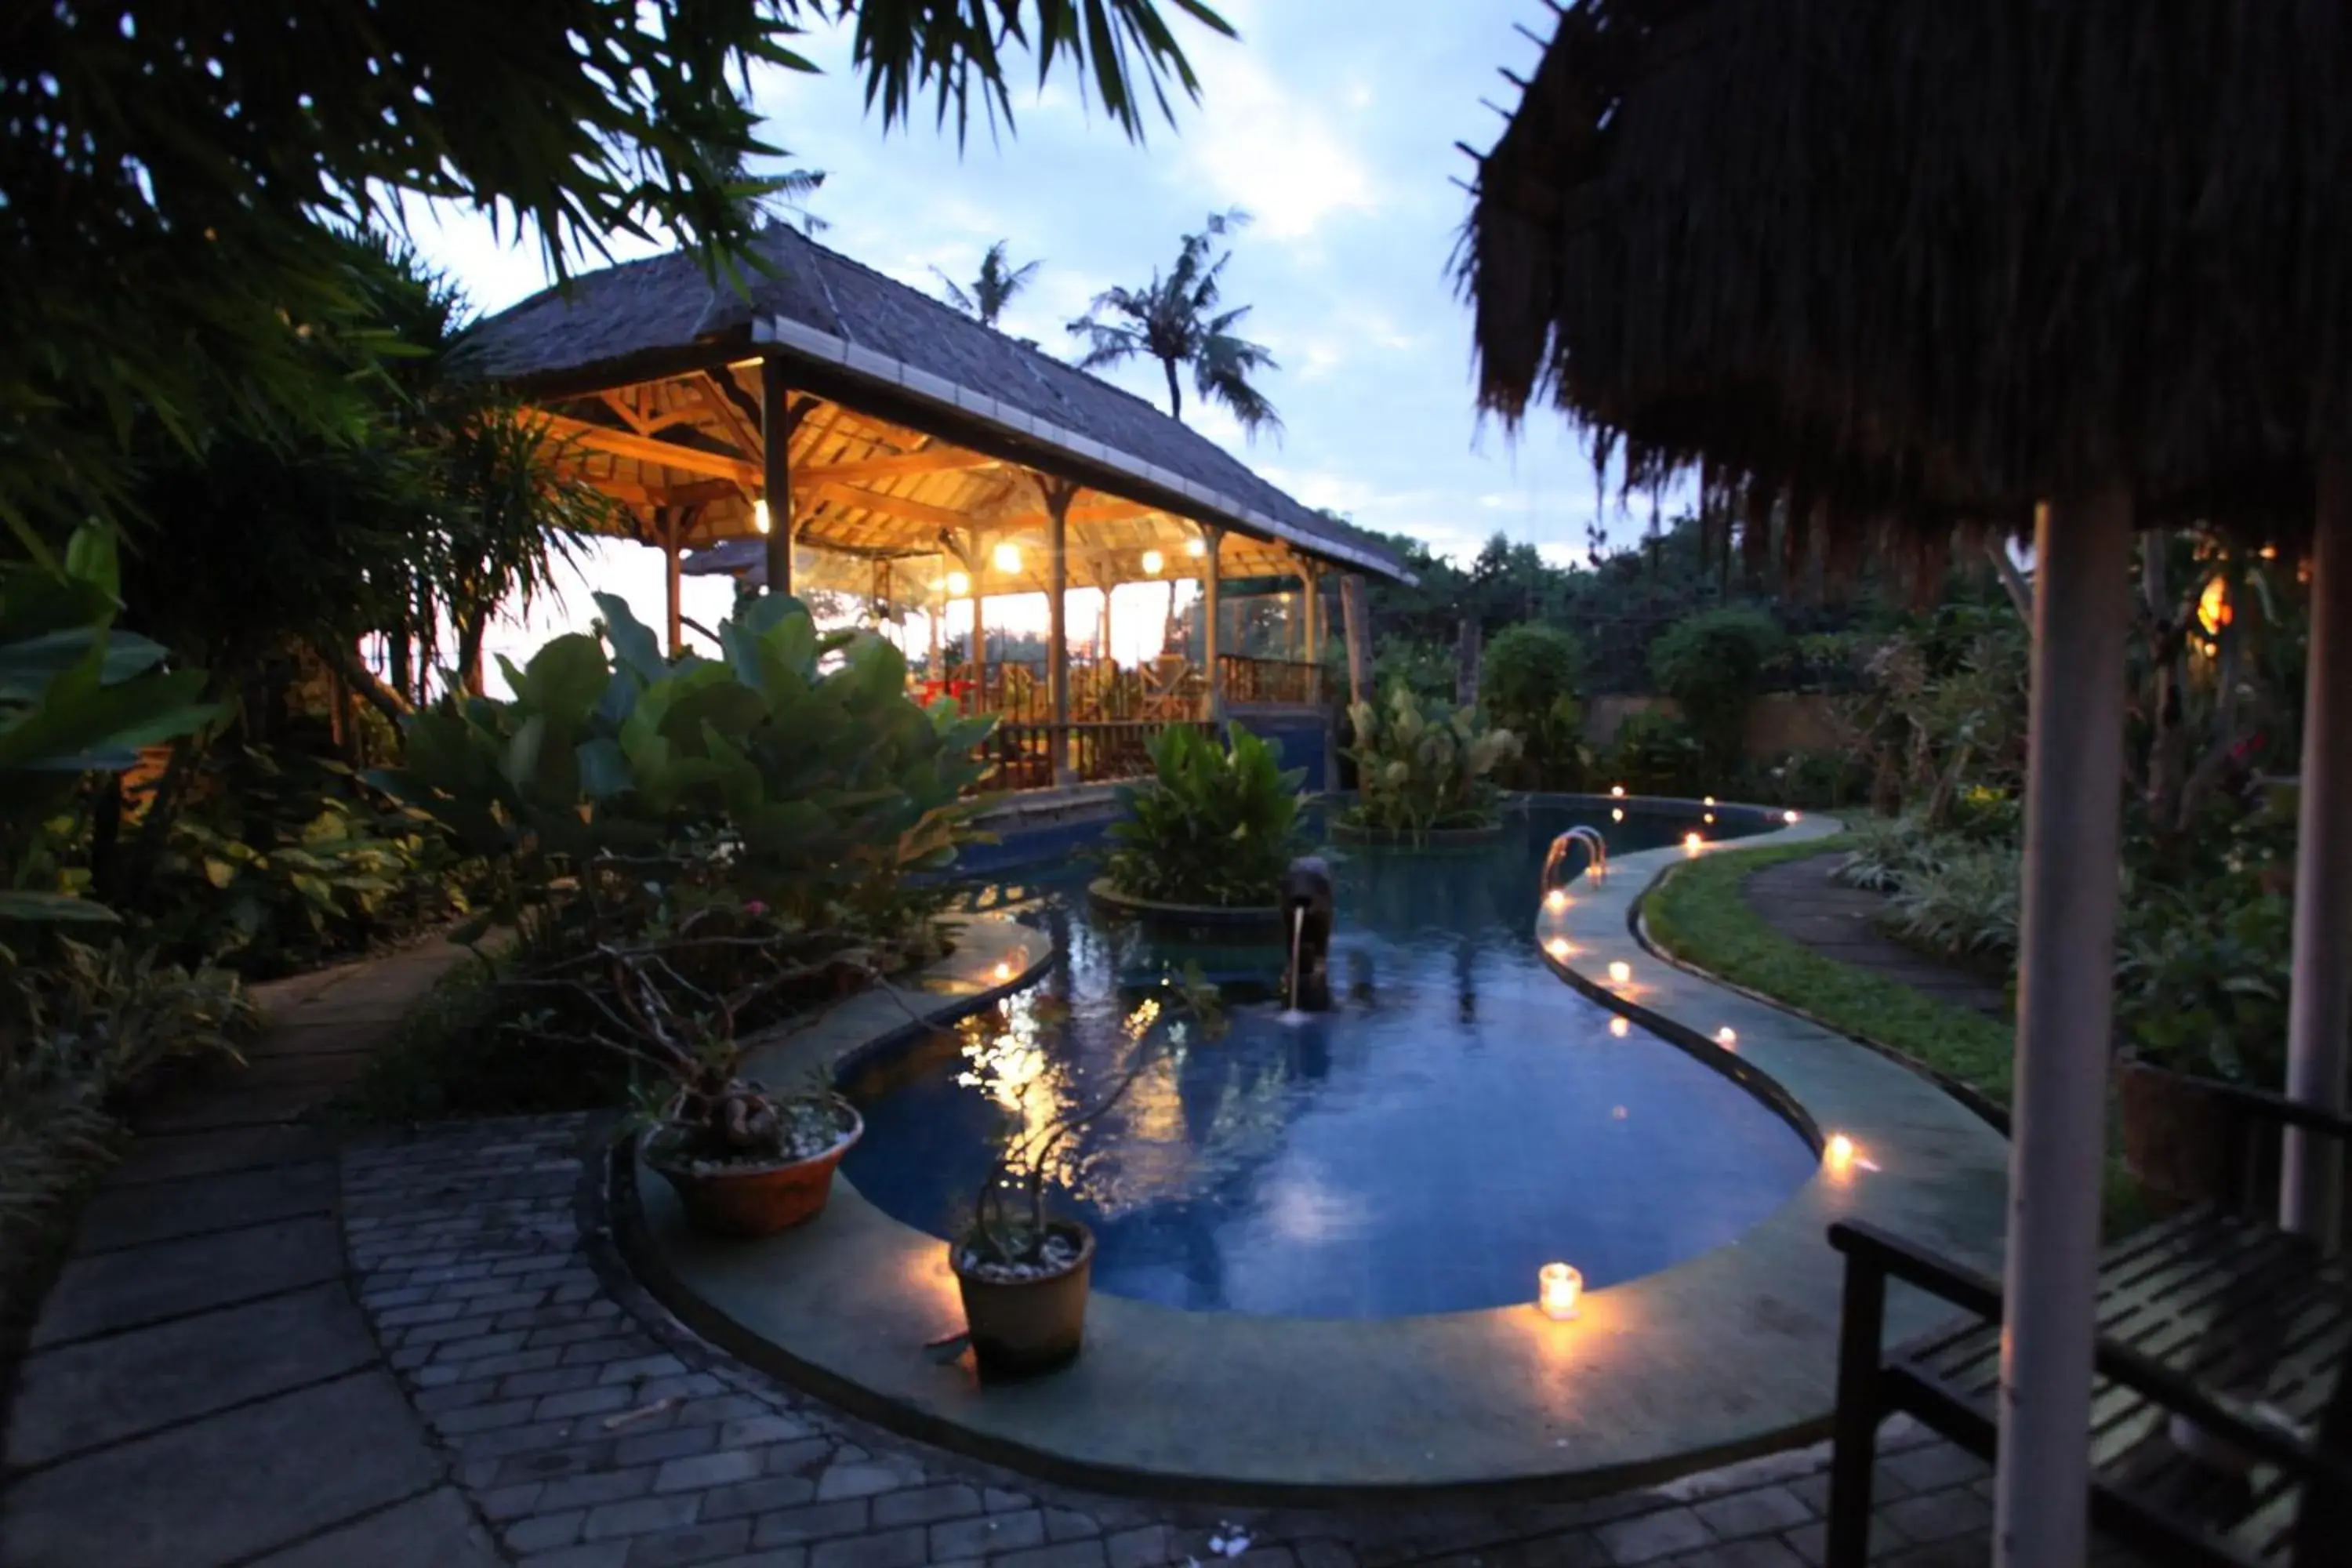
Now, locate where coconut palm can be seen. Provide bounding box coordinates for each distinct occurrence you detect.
[1066,210,1280,437]
[934,241,1042,328]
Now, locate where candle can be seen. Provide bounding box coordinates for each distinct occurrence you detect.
[1608,960,1632,985]
[1538,1262,1583,1320]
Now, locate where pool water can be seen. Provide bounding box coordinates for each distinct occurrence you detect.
[839,805,1820,1319]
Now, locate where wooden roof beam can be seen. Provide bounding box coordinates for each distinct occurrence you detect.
[535,412,760,486]
[798,449,1002,484]
[807,481,978,532]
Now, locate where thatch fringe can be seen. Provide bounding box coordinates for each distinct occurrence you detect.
[1461,1,2352,551]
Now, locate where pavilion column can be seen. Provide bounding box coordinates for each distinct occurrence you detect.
[760,357,793,597]
[1202,526,1224,722]
[1994,488,2134,1568]
[969,529,989,716]
[1044,481,1076,785]
[662,506,684,657]
[1341,573,1370,709]
[2284,453,2352,1244]
[1301,564,1321,666]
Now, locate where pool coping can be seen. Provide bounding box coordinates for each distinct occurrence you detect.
[615,810,2013,1505]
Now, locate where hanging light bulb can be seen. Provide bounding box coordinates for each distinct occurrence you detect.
[1141,549,1165,575]
[753,497,772,535]
[993,542,1023,574]
[944,570,971,597]
[1185,537,1208,558]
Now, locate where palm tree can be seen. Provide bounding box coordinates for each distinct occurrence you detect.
[1065,210,1281,437]
[934,241,1042,328]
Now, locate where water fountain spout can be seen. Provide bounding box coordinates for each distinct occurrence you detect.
[1281,856,1335,1012]
[1542,826,1609,895]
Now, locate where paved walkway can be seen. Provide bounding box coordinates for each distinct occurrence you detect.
[2,935,2131,1568]
[1741,856,2010,1022]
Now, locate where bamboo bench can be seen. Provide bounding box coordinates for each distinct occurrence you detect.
[1824,1081,2352,1567]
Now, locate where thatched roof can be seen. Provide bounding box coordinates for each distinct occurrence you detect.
[1462,2,2352,548]
[463,223,1410,584]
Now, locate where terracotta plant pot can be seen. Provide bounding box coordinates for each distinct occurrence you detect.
[2114,1058,2275,1218]
[950,1221,1095,1377]
[645,1101,864,1239]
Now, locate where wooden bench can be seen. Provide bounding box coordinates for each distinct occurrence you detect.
[1824,1081,2352,1567]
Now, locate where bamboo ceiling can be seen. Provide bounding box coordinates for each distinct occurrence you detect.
[535,363,1327,599]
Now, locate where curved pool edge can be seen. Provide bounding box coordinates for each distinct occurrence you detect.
[615,810,2013,1504]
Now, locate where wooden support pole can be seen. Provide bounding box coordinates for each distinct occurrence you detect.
[2285,452,2352,1245]
[1994,488,2133,1568]
[970,529,988,716]
[662,506,683,657]
[1341,574,1370,709]
[1044,481,1076,785]
[760,356,793,597]
[1301,566,1322,666]
[1202,527,1225,722]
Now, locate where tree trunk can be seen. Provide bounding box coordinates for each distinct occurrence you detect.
[320,637,414,725]
[1161,358,1183,422]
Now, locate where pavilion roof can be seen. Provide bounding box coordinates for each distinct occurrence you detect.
[1460,2,2352,557]
[463,223,1410,585]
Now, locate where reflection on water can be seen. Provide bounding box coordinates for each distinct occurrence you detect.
[843,807,1819,1318]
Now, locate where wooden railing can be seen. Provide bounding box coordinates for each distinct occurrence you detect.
[971,720,1214,793]
[1216,653,1330,707]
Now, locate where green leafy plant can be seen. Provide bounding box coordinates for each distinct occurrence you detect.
[1341,688,1520,836]
[1480,622,1588,789]
[1649,606,1786,776]
[1600,707,1704,797]
[2116,873,2291,1085]
[2,524,223,933]
[1103,723,1306,906]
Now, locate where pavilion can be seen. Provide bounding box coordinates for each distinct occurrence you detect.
[461,223,1411,792]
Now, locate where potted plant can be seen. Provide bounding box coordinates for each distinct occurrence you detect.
[947,969,1225,1374]
[1334,687,1521,843]
[1093,723,1308,923]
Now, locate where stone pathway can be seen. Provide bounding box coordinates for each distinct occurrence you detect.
[2,935,2132,1568]
[1740,856,2010,1022]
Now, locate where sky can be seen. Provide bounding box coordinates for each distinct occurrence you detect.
[403,1,1627,684]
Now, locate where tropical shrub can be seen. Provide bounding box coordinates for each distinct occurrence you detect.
[2116,869,2291,1085]
[1649,606,1786,775]
[1880,842,2022,958]
[1481,623,1588,789]
[1103,724,1306,907]
[1599,708,1704,797]
[360,592,993,1118]
[1342,688,1520,836]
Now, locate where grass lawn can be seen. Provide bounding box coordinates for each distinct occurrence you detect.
[1642,832,2151,1236]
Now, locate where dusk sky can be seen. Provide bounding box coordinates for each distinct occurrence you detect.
[405,2,1638,677]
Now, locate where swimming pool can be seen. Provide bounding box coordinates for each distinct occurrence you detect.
[838,803,1820,1319]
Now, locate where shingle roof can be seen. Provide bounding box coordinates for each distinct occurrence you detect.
[463,224,1410,582]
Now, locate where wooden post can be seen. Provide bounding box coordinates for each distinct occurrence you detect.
[662,506,684,657]
[1455,617,1483,708]
[2285,453,2352,1245]
[760,357,793,597]
[1994,488,2133,1568]
[1044,481,1076,785]
[1341,573,1370,709]
[1202,527,1224,722]
[970,530,989,717]
[927,562,942,680]
[1301,565,1321,668]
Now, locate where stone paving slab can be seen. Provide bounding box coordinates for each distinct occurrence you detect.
[0,1370,445,1568]
[5,1281,378,1469]
[71,1158,336,1253]
[27,1213,345,1348]
[248,1485,503,1567]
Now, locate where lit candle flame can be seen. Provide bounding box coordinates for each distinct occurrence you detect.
[992,960,1014,982]
[1683,833,1703,853]
[1784,810,1802,825]
[1545,937,1573,960]
[1537,1261,1583,1320]
[1717,1027,1737,1047]
[1703,796,1716,807]
[1544,888,1569,913]
[1610,785,1626,798]
[1826,1134,1857,1170]
[1608,960,1631,985]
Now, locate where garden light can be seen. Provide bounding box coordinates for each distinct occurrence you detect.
[1544,888,1569,913]
[1703,796,1715,807]
[1545,937,1572,960]
[1608,1017,1630,1038]
[1717,1027,1737,1047]
[993,542,1023,574]
[1537,1262,1583,1320]
[1825,1134,1857,1170]
[753,497,772,534]
[1141,549,1164,575]
[1610,784,1625,797]
[1784,810,1802,824]
[993,961,1014,982]
[1608,961,1631,985]
[1683,833,1703,853]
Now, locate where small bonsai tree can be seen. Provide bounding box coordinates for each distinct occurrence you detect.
[957,967,1227,1275]
[1103,723,1306,907]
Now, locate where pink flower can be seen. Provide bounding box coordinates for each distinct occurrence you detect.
[744,900,768,917]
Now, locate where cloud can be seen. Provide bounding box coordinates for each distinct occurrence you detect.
[1174,55,1378,241]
